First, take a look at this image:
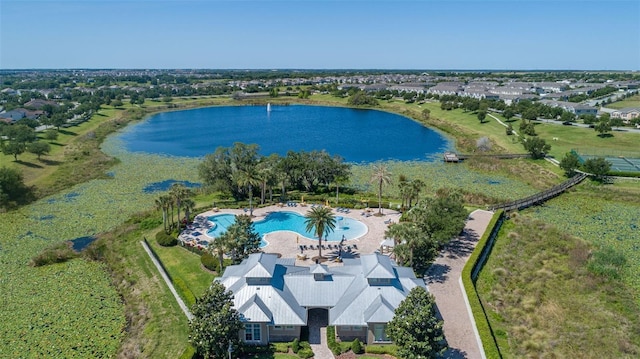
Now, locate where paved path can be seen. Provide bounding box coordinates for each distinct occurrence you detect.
[309,327,334,359]
[140,240,193,321]
[425,209,494,359]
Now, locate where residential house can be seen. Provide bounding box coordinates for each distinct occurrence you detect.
[611,107,640,124]
[427,82,463,96]
[539,100,598,116]
[217,252,425,345]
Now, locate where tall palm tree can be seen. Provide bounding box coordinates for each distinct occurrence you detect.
[170,183,192,232]
[209,231,232,272]
[397,175,409,210]
[304,206,336,259]
[155,194,172,233]
[370,164,391,215]
[409,179,425,208]
[385,222,422,268]
[333,174,349,205]
[182,198,196,225]
[235,166,261,216]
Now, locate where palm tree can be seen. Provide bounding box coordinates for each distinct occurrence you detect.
[304,206,336,259]
[182,198,196,225]
[370,164,391,215]
[333,174,349,205]
[397,174,409,210]
[235,166,261,216]
[155,194,172,233]
[408,179,425,208]
[209,231,232,272]
[385,222,422,268]
[170,183,192,232]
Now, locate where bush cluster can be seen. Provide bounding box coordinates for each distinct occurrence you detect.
[291,338,300,353]
[326,326,343,355]
[173,277,196,307]
[30,242,79,267]
[200,252,219,272]
[351,338,363,354]
[156,230,177,247]
[365,344,397,355]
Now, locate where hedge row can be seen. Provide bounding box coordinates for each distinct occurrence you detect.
[326,326,342,355]
[460,210,504,359]
[364,344,397,355]
[173,277,196,307]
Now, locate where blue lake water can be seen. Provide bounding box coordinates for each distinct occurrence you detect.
[117,105,451,163]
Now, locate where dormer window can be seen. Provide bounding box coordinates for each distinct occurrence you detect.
[368,278,391,286]
[247,277,270,285]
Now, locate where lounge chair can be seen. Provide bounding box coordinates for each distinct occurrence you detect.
[344,209,350,213]
[352,244,358,250]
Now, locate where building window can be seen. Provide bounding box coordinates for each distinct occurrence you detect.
[373,324,390,342]
[245,323,261,342]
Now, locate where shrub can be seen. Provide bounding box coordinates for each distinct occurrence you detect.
[351,338,363,354]
[271,342,290,353]
[326,326,343,355]
[297,348,314,359]
[30,242,79,267]
[156,230,177,247]
[139,216,163,230]
[173,277,196,306]
[292,340,313,358]
[365,344,397,355]
[200,252,219,272]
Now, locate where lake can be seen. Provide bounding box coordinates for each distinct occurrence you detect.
[116,105,451,162]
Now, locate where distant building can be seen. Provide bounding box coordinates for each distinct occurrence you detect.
[217,252,425,345]
[611,107,640,123]
[539,100,598,116]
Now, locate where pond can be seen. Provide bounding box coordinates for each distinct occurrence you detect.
[116,105,451,162]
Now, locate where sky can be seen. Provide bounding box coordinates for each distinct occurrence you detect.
[1,0,639,70]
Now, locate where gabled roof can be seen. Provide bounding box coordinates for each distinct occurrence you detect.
[364,295,396,323]
[238,294,272,322]
[243,252,277,278]
[310,263,330,275]
[360,253,396,279]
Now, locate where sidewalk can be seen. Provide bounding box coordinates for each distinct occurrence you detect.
[425,209,494,359]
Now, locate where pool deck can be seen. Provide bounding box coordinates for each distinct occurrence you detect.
[187,204,402,267]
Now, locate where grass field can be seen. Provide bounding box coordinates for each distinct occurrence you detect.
[476,212,640,358]
[607,94,640,109]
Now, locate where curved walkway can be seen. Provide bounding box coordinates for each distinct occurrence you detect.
[425,209,494,359]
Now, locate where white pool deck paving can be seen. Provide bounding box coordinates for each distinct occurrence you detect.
[185,204,401,266]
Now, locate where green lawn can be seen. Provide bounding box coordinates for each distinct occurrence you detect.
[148,235,216,299]
[532,120,640,159]
[607,94,640,109]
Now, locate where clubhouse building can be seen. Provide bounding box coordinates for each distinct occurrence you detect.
[217,252,425,345]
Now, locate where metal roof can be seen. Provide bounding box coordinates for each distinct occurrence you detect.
[218,252,425,327]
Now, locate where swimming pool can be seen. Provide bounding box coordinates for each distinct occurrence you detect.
[206,211,368,244]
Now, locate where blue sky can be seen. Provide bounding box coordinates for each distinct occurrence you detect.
[1,0,639,70]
